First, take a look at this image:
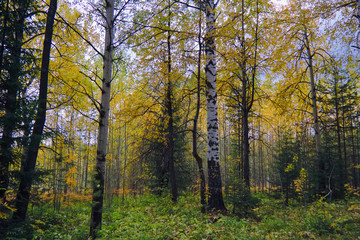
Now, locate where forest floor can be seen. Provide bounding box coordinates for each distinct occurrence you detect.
[4,192,360,239]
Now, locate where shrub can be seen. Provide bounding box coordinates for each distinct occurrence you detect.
[302,202,334,236]
[225,179,260,218]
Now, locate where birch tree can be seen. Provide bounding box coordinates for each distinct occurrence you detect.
[89,0,114,237]
[204,0,226,211]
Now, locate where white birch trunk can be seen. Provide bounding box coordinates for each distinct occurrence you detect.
[205,0,226,211]
[90,0,114,237]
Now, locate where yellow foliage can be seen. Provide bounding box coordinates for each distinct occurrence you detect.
[65,166,78,188]
[345,184,360,197]
[39,192,92,203]
[0,199,16,219]
[294,168,308,198]
[284,163,294,173]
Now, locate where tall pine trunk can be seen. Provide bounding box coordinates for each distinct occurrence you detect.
[205,0,226,211]
[89,0,114,237]
[13,0,57,220]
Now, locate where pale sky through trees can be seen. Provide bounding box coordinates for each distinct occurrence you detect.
[272,0,287,7]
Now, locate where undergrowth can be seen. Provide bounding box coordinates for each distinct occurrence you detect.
[2,192,359,239]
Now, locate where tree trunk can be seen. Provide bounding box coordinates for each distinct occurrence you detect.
[304,27,324,194]
[192,10,206,212]
[239,0,259,190]
[116,126,121,191]
[342,110,348,185]
[84,130,90,191]
[13,0,57,220]
[334,73,345,198]
[90,0,114,237]
[237,108,242,179]
[242,108,250,188]
[122,122,127,200]
[165,13,178,202]
[205,0,226,211]
[350,118,359,188]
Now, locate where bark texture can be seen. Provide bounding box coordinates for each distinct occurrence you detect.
[90,0,114,238]
[205,0,226,211]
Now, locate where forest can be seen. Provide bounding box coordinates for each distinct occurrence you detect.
[1,0,360,239]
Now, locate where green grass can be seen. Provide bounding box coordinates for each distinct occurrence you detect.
[6,192,360,239]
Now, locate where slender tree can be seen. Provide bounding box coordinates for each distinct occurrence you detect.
[302,24,324,193]
[13,0,58,220]
[89,0,114,238]
[238,0,260,189]
[164,2,178,202]
[192,7,206,212]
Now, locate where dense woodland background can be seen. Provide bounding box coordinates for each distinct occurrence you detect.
[1,0,360,239]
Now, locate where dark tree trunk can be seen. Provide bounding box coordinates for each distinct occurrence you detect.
[237,109,243,179]
[242,94,250,188]
[334,73,345,198]
[240,0,249,189]
[165,16,177,202]
[13,0,57,220]
[239,0,259,190]
[342,110,348,185]
[192,10,206,212]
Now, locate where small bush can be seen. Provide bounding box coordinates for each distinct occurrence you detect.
[302,202,334,236]
[225,179,260,218]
